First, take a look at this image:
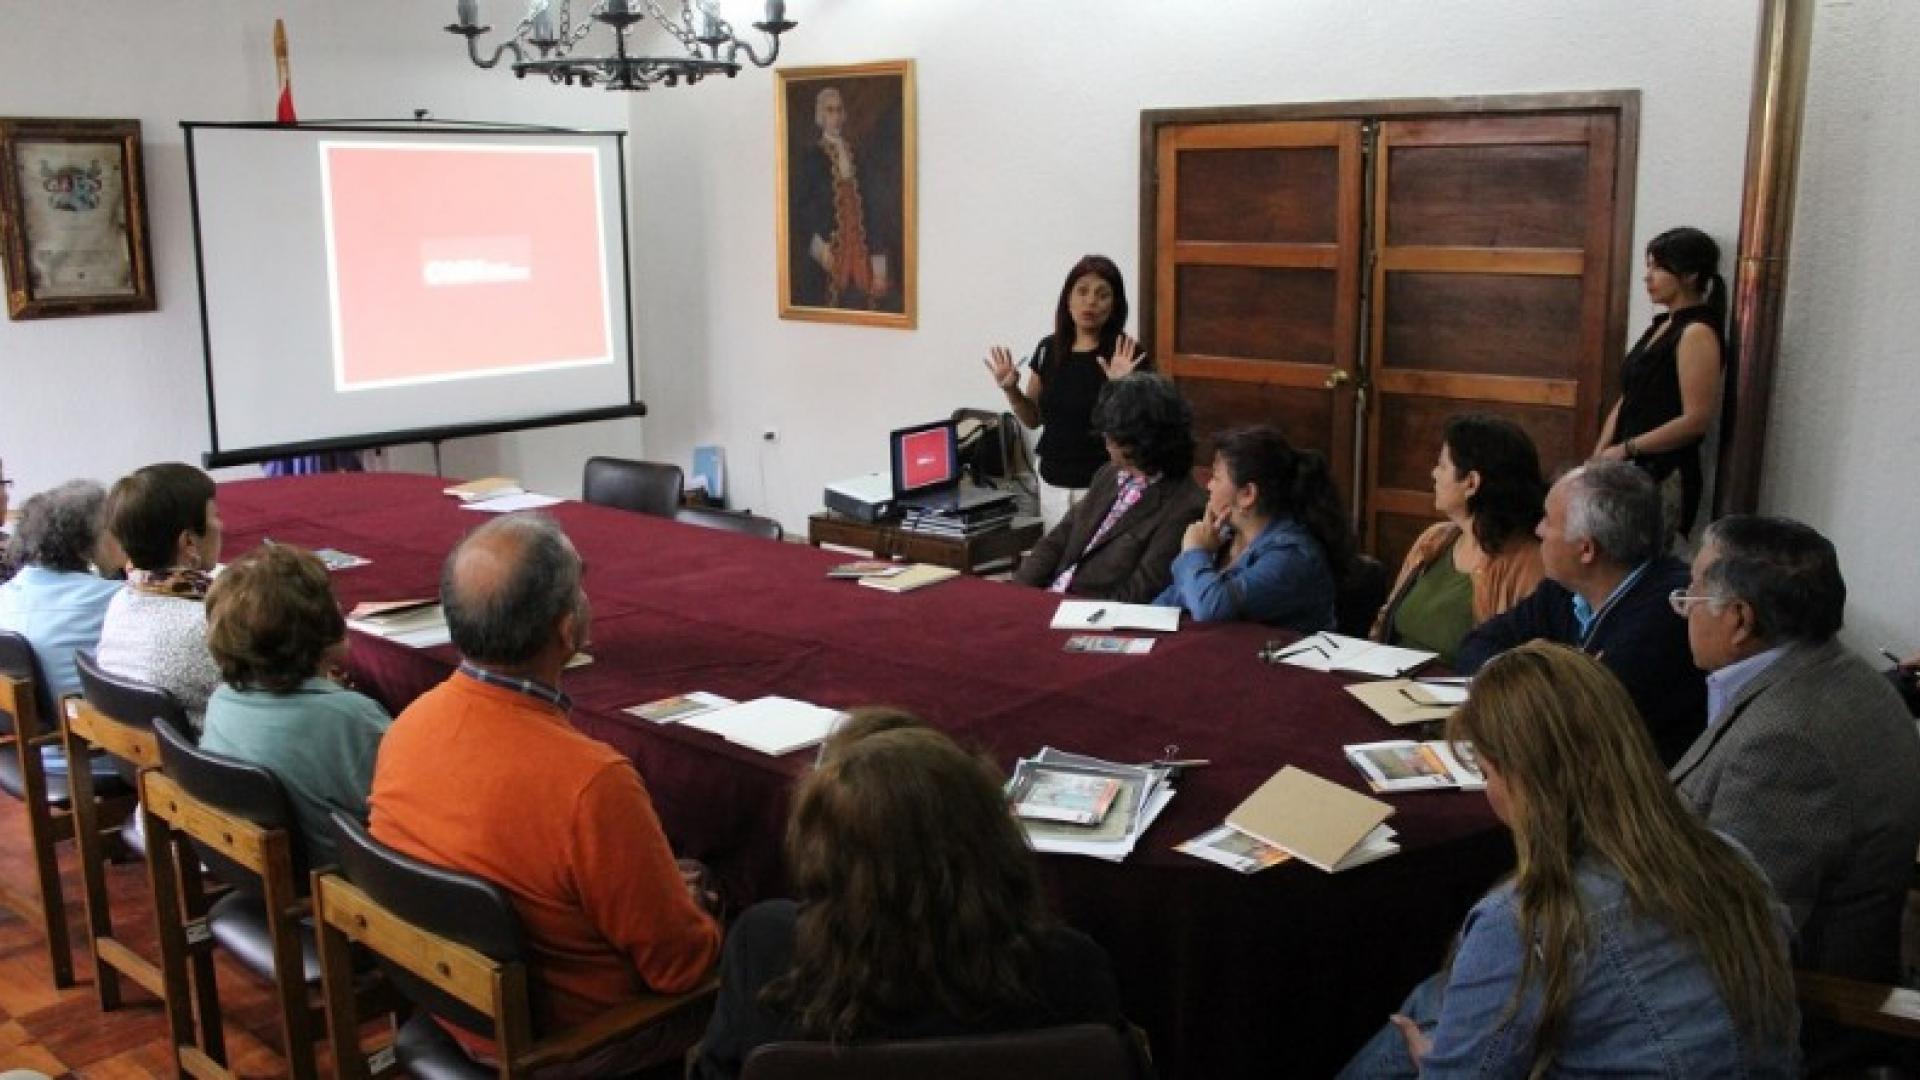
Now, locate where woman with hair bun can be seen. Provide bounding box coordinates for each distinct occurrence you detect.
[1154,425,1351,631]
[1595,226,1726,542]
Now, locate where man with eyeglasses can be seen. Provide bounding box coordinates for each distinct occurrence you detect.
[1671,515,1920,991]
[1457,461,1705,765]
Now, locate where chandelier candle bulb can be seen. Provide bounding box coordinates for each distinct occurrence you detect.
[456,0,477,29]
[765,0,786,24]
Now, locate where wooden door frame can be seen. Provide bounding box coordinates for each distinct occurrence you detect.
[1139,90,1641,427]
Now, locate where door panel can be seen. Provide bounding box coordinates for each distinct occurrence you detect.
[1155,120,1364,502]
[1364,113,1618,569]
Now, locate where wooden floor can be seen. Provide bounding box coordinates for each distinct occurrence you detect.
[0,803,306,1078]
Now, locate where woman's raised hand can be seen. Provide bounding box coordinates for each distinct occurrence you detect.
[1099,334,1148,379]
[984,346,1020,390]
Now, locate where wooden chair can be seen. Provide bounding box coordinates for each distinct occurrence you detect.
[740,1023,1155,1080]
[582,456,684,519]
[0,632,132,986]
[143,718,324,1079]
[317,811,718,1079]
[68,650,221,1024]
[674,505,785,542]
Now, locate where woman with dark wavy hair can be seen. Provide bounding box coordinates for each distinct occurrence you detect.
[1371,414,1546,666]
[691,725,1125,1078]
[1338,643,1798,1077]
[1155,425,1351,630]
[1012,373,1207,602]
[983,255,1150,528]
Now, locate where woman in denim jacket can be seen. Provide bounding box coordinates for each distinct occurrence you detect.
[1339,642,1800,1078]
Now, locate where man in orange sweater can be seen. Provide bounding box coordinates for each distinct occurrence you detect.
[371,513,720,1072]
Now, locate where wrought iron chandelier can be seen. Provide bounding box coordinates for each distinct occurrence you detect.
[448,0,796,91]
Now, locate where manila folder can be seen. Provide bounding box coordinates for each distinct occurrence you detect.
[1226,766,1394,873]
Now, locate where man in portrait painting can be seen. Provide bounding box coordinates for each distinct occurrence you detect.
[787,81,903,314]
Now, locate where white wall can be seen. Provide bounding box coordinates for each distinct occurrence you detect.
[1761,0,1920,656]
[1,1,635,498]
[628,0,1761,510]
[7,1,1917,654]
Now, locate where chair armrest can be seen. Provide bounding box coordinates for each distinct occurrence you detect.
[516,976,719,1072]
[1796,970,1920,1040]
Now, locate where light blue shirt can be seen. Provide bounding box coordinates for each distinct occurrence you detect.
[0,565,122,701]
[1571,560,1652,643]
[1706,644,1791,728]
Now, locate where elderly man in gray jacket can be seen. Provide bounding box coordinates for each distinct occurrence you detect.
[1670,515,1920,984]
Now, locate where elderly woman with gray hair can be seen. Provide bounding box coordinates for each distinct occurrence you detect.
[0,480,123,700]
[0,480,126,779]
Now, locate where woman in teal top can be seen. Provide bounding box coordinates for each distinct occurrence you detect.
[200,544,389,867]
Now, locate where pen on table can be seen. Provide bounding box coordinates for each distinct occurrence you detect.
[1267,634,1328,662]
[1086,607,1107,624]
[1881,648,1905,668]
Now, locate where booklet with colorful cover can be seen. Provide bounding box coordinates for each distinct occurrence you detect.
[1344,739,1487,793]
[1008,763,1125,825]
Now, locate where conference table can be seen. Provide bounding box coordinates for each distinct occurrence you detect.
[219,472,1513,1078]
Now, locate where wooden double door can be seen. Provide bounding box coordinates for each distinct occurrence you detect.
[1144,95,1636,568]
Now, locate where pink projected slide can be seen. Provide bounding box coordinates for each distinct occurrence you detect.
[321,142,612,391]
[898,428,955,490]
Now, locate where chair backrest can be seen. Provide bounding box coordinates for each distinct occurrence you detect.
[0,630,54,740]
[153,718,307,891]
[741,1023,1150,1080]
[329,810,527,1037]
[1335,554,1389,638]
[674,505,784,542]
[582,456,684,519]
[76,650,186,783]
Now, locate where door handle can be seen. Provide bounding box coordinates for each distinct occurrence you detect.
[1323,369,1352,390]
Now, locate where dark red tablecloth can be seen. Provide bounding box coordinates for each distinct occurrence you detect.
[218,473,1512,1078]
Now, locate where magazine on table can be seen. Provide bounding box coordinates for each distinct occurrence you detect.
[1007,761,1125,825]
[1345,739,1487,793]
[1177,824,1292,874]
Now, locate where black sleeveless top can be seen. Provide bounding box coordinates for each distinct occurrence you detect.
[1029,335,1111,488]
[1613,305,1723,533]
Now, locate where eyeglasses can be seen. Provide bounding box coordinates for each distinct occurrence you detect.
[1667,588,1724,616]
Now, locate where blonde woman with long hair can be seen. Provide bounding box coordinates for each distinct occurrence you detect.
[1338,642,1799,1078]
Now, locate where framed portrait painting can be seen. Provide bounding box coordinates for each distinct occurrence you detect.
[0,117,156,320]
[775,60,915,329]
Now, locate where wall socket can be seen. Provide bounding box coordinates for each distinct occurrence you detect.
[761,428,779,443]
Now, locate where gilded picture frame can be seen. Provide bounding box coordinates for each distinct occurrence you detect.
[775,60,915,329]
[0,117,156,320]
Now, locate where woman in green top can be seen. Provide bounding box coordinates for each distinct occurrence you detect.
[1371,415,1548,666]
[200,544,390,867]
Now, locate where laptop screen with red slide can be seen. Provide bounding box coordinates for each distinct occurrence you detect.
[890,421,960,498]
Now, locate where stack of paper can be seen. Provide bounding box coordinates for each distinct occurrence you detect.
[460,491,565,513]
[1050,601,1181,633]
[444,476,523,502]
[1263,632,1435,678]
[678,695,846,756]
[346,599,452,649]
[1009,748,1175,863]
[1345,739,1487,793]
[1224,766,1399,873]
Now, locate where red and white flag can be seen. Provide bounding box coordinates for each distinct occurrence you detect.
[274,19,297,123]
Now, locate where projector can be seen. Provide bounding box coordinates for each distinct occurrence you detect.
[824,472,897,523]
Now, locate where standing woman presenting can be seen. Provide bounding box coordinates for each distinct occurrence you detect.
[984,255,1148,529]
[1594,227,1726,545]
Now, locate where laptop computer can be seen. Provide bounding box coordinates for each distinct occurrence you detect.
[890,420,1016,515]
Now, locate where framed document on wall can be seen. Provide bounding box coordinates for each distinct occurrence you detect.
[0,117,156,320]
[775,60,915,329]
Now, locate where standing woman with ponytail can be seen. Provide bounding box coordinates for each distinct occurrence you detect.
[1595,227,1726,544]
[984,255,1148,529]
[1154,426,1351,631]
